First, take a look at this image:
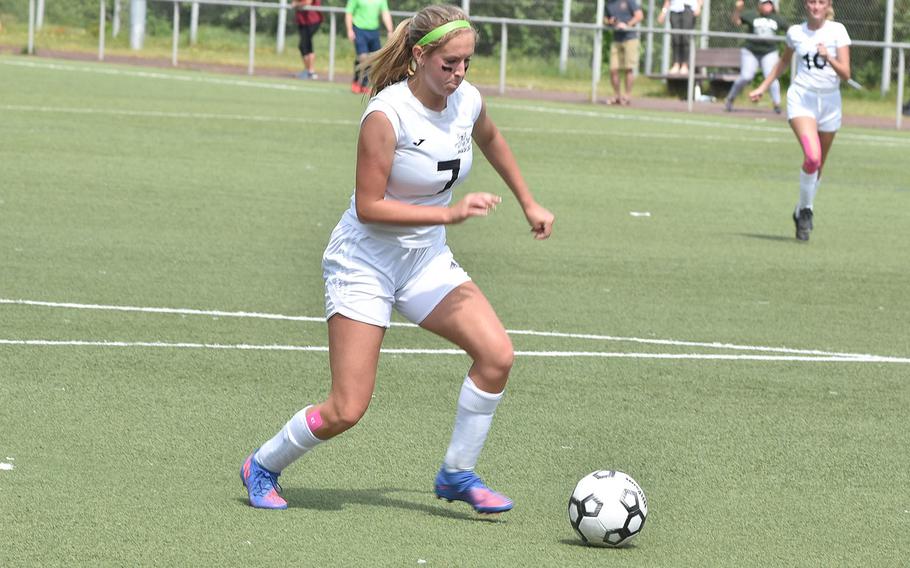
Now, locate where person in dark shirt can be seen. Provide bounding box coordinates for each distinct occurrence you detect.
[725,0,787,113]
[604,0,644,105]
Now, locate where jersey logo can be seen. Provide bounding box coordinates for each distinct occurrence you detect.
[456,131,472,154]
[413,139,426,146]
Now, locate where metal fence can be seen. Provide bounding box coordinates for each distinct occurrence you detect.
[20,0,910,127]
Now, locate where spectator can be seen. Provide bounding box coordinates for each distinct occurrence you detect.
[903,98,910,117]
[657,0,703,75]
[604,0,644,105]
[725,0,787,113]
[293,0,323,80]
[346,0,394,94]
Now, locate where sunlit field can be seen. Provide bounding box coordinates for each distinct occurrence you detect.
[1,55,909,566]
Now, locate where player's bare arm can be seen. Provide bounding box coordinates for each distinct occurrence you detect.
[355,111,499,226]
[472,101,555,239]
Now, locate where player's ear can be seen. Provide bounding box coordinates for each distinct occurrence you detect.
[412,45,425,64]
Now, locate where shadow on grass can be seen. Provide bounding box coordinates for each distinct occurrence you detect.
[737,233,799,243]
[558,538,640,550]
[238,487,504,523]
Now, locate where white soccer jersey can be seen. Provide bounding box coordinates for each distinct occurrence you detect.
[787,21,851,91]
[340,79,483,248]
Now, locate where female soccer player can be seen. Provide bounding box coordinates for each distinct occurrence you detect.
[241,4,555,513]
[749,0,850,241]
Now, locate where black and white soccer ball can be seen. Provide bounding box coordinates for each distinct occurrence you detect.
[567,470,648,547]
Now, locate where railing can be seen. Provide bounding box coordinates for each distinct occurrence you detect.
[22,0,910,129]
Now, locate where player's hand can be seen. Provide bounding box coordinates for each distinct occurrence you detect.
[735,0,744,8]
[748,86,764,102]
[523,201,555,240]
[816,42,829,60]
[347,30,356,42]
[448,192,501,224]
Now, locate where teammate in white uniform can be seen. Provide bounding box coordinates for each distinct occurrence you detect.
[750,0,850,241]
[240,4,555,514]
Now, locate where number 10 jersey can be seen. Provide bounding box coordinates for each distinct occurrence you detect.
[787,20,851,92]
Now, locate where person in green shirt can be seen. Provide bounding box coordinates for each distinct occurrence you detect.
[346,0,394,93]
[725,0,787,113]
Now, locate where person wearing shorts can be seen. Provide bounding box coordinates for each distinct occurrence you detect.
[345,0,393,93]
[605,0,643,105]
[293,0,323,80]
[725,0,787,113]
[240,5,555,514]
[750,0,850,241]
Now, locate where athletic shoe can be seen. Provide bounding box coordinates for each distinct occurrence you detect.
[358,84,371,95]
[794,207,813,241]
[724,97,733,112]
[773,104,782,114]
[308,72,319,80]
[351,82,361,94]
[240,451,288,509]
[434,468,513,514]
[296,71,313,80]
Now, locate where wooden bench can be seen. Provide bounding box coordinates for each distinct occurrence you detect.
[648,47,742,99]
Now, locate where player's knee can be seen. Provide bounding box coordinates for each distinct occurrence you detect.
[799,135,822,173]
[479,336,514,380]
[802,154,821,174]
[326,399,369,433]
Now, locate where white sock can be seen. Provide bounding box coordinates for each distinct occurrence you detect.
[798,169,819,212]
[443,376,504,472]
[255,406,324,473]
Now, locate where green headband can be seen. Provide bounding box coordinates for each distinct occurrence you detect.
[416,20,472,47]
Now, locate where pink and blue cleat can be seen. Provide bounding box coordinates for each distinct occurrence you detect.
[434,468,513,514]
[241,451,288,510]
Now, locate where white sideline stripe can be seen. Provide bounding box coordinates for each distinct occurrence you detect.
[0,104,357,128]
[2,339,909,364]
[0,58,325,93]
[4,57,907,147]
[490,102,910,147]
[0,298,899,361]
[0,298,328,323]
[0,103,892,148]
[3,102,902,148]
[2,102,781,144]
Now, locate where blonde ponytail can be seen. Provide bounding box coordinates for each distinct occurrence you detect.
[366,4,474,97]
[366,18,414,97]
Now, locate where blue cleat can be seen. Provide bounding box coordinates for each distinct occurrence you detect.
[240,451,288,509]
[434,468,513,514]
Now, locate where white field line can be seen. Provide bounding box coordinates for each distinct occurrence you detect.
[4,58,908,148]
[1,339,909,364]
[0,58,325,93]
[0,104,357,129]
[491,102,910,147]
[0,103,891,148]
[1,298,904,362]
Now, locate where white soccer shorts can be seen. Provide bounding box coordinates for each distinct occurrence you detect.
[322,223,471,328]
[786,84,842,132]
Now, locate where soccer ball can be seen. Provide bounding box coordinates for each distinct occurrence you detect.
[567,470,648,547]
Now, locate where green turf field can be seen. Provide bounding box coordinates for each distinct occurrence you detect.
[1,55,909,566]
